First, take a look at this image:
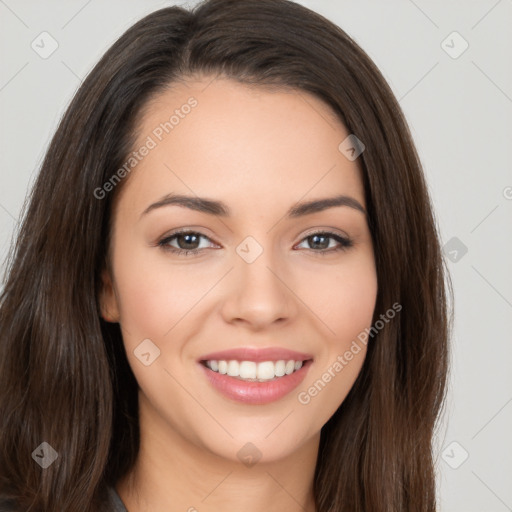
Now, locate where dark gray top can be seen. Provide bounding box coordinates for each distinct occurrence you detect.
[0,496,17,512]
[107,486,129,512]
[0,487,128,511]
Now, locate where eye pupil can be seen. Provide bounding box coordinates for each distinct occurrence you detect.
[178,233,200,249]
[310,234,329,250]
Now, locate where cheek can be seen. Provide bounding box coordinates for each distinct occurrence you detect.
[295,257,376,422]
[299,252,378,345]
[110,239,212,344]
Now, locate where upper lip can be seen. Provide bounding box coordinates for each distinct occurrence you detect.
[198,347,314,363]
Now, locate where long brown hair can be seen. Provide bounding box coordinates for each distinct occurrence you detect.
[0,1,451,510]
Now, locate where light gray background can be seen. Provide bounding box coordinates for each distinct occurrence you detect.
[1,1,511,510]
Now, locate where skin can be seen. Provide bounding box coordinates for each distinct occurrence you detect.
[100,75,378,512]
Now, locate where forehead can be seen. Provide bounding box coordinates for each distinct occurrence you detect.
[118,76,365,215]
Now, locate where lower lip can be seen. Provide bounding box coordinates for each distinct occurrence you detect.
[198,360,313,405]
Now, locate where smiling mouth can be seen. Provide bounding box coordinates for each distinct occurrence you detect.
[198,358,313,405]
[200,358,313,382]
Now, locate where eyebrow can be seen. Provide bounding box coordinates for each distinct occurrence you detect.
[140,193,366,219]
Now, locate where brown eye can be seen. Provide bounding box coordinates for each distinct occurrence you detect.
[295,232,353,254]
[158,230,216,256]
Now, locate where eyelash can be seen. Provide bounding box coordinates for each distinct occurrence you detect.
[157,229,353,257]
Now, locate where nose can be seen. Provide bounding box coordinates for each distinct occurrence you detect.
[220,248,298,331]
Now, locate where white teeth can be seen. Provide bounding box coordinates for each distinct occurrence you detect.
[275,360,286,377]
[257,361,275,380]
[227,360,239,376]
[239,361,257,379]
[285,360,295,375]
[204,359,306,381]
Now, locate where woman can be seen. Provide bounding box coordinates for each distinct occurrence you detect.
[0,0,451,510]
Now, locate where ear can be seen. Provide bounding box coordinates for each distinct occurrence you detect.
[98,268,120,323]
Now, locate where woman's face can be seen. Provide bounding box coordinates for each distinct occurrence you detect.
[101,76,377,463]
